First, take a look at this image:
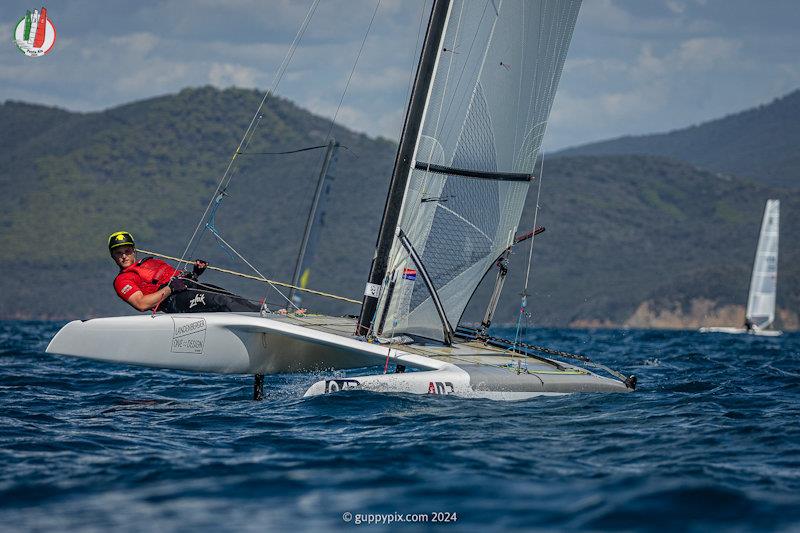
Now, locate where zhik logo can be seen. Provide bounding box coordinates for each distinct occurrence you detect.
[189,294,206,309]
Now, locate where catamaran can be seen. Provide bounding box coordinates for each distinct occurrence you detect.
[46,0,636,399]
[700,199,781,336]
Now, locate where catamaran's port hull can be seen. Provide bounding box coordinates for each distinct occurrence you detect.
[46,313,632,397]
[46,314,427,374]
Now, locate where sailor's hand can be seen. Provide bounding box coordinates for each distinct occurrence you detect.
[168,278,187,293]
[193,260,208,277]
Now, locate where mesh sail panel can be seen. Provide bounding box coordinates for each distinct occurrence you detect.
[746,200,779,329]
[377,0,581,340]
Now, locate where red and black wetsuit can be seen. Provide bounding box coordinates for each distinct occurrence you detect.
[114,257,179,305]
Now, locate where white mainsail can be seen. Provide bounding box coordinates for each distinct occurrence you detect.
[374,0,581,341]
[746,199,780,329]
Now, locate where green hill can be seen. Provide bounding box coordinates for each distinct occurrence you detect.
[555,89,800,189]
[0,87,396,318]
[1,87,797,330]
[469,155,799,329]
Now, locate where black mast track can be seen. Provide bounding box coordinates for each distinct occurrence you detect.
[356,0,452,335]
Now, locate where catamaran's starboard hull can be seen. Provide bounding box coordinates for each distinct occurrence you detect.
[46,313,632,398]
[699,326,782,336]
[303,363,629,399]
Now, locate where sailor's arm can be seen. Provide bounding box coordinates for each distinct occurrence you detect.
[126,286,172,312]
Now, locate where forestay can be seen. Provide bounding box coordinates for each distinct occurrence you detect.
[374,0,581,341]
[746,199,779,329]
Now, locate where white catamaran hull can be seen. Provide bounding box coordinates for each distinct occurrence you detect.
[302,369,570,400]
[46,313,631,398]
[699,326,782,337]
[46,314,441,374]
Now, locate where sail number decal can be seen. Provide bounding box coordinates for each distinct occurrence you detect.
[428,381,454,394]
[324,379,361,393]
[171,317,207,354]
[364,283,382,298]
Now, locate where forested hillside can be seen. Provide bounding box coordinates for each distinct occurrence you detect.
[556,89,800,189]
[1,87,796,329]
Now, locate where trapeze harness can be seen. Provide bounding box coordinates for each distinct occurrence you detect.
[114,257,261,313]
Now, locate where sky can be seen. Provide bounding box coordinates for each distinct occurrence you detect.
[1,0,798,151]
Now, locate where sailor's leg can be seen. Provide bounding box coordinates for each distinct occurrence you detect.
[169,288,261,313]
[216,293,262,312]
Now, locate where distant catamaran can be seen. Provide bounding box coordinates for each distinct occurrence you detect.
[701,199,781,336]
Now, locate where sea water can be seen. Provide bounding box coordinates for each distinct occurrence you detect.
[1,321,798,531]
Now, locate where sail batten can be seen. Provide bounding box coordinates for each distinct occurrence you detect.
[414,161,534,181]
[374,0,582,341]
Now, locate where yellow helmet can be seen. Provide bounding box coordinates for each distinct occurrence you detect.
[108,231,135,251]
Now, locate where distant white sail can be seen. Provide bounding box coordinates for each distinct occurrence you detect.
[374,0,581,341]
[746,199,779,329]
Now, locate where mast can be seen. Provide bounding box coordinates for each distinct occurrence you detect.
[356,0,451,335]
[288,139,339,305]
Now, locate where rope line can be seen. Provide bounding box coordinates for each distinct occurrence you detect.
[238,144,327,155]
[136,249,361,304]
[239,144,357,158]
[455,326,632,384]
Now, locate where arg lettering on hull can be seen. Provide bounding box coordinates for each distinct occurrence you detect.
[428,381,454,394]
[171,317,206,354]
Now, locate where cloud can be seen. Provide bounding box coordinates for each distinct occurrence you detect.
[578,0,714,35]
[547,33,742,148]
[675,37,741,70]
[347,66,411,92]
[303,96,404,140]
[108,32,160,55]
[208,63,260,88]
[1,0,797,151]
[665,1,686,14]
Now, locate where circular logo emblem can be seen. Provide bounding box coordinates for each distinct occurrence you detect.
[13,7,56,57]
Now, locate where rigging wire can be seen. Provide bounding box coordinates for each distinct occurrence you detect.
[137,248,361,304]
[239,144,357,158]
[174,0,321,274]
[321,0,383,145]
[172,0,385,311]
[512,0,566,346]
[238,144,327,156]
[513,153,545,347]
[403,0,430,117]
[205,225,300,310]
[252,0,383,310]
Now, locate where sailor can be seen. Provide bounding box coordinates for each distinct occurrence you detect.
[109,231,261,314]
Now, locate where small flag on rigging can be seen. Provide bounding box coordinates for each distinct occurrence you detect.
[402,268,417,281]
